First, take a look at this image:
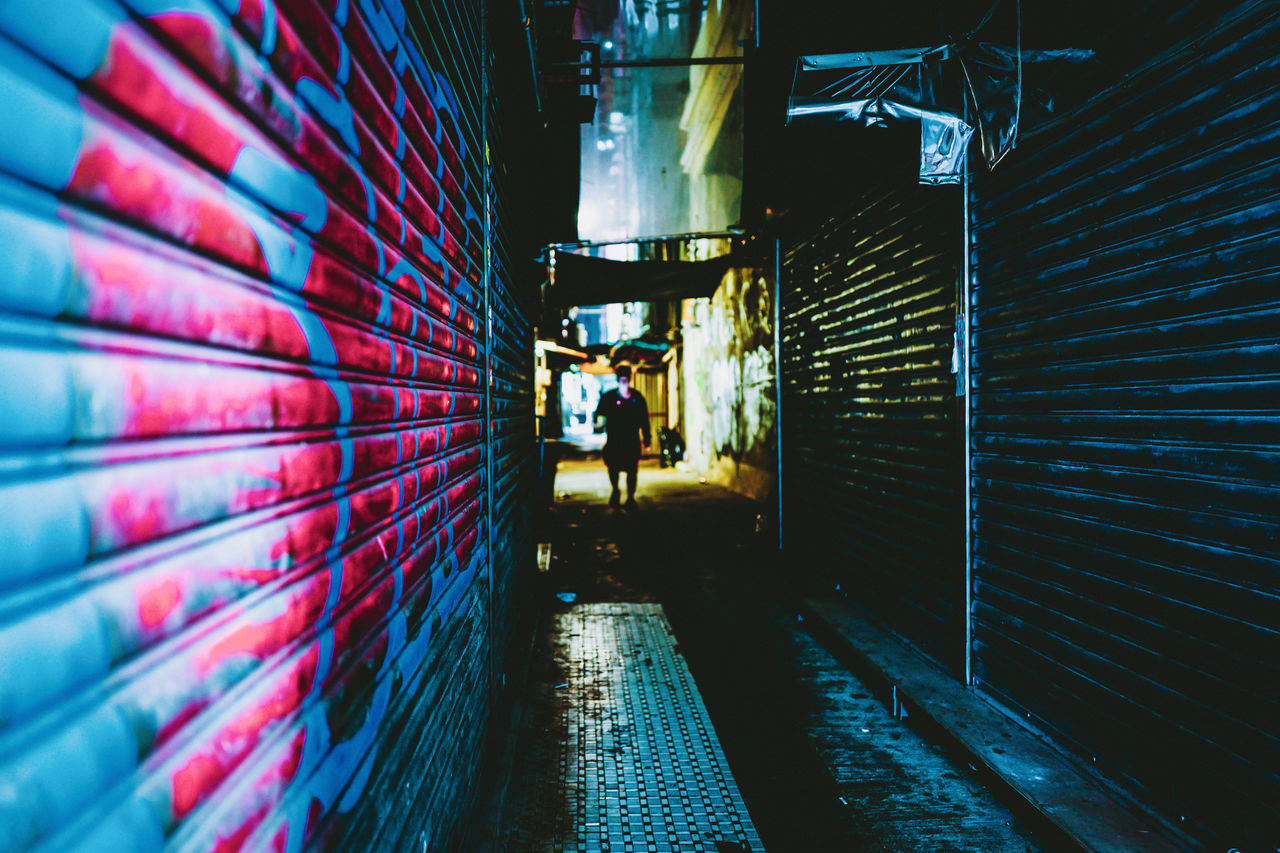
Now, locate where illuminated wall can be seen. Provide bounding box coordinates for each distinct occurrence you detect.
[0,1,533,850]
[681,267,775,499]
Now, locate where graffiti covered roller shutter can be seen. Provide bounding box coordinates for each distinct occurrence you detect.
[0,0,524,849]
[969,3,1280,846]
[781,183,963,672]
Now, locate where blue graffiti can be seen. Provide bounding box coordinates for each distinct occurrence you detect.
[0,37,85,191]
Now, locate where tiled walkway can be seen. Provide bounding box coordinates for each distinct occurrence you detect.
[499,603,764,852]
[487,457,1042,852]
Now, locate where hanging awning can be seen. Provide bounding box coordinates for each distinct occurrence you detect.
[535,339,590,370]
[610,337,670,367]
[547,251,736,307]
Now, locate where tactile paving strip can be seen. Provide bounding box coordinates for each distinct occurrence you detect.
[508,602,765,852]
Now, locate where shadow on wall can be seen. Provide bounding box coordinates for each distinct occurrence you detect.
[681,267,776,500]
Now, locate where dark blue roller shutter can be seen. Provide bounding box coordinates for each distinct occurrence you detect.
[781,182,964,673]
[969,3,1280,847]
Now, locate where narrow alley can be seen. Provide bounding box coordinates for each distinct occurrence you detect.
[486,455,1041,852]
[0,0,1275,851]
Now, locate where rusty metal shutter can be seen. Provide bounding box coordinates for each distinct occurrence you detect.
[0,0,529,850]
[781,183,964,673]
[969,3,1280,847]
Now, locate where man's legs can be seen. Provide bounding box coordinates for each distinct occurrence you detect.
[624,463,638,508]
[607,466,621,507]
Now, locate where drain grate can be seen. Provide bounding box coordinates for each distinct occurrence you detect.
[505,603,764,852]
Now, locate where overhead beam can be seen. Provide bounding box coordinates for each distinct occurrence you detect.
[550,56,746,69]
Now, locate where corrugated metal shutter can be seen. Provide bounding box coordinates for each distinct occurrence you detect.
[487,249,536,672]
[781,183,963,673]
[632,369,667,450]
[969,3,1280,847]
[0,0,529,849]
[482,0,539,711]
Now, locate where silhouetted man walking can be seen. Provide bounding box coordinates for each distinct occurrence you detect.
[595,364,650,509]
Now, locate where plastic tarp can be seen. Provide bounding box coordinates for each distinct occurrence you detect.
[788,15,1091,183]
[789,45,977,184]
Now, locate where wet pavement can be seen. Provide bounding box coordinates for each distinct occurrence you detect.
[495,603,764,852]
[488,454,1043,852]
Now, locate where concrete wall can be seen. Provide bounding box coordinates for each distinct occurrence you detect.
[680,267,776,500]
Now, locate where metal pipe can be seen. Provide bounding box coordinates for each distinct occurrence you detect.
[516,0,543,114]
[774,235,784,555]
[549,229,742,252]
[962,136,974,687]
[550,55,746,69]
